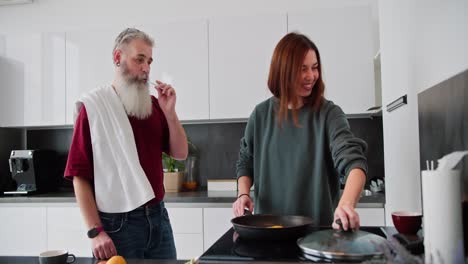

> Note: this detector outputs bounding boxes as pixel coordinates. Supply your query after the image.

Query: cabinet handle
[386,95,407,112]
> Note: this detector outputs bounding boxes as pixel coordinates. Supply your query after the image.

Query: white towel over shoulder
[74,85,155,213]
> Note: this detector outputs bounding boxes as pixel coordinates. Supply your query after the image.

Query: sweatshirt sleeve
[326,104,368,182]
[236,109,256,180]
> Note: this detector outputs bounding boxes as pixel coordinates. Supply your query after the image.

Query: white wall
[379,0,468,225]
[413,0,468,93]
[379,0,421,226]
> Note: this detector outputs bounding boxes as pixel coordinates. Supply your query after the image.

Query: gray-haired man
[64,28,188,260]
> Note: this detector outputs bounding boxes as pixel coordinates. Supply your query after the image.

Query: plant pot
[163,172,184,192]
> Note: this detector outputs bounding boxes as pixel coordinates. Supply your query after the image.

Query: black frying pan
[231,212,314,241]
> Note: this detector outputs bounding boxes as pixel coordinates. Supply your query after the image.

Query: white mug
[39,249,75,264]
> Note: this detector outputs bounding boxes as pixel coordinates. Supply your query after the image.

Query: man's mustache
[127,75,148,84]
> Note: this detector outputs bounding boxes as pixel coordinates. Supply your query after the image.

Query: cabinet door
[0,207,47,255]
[203,207,233,250]
[47,206,92,257]
[65,28,121,124]
[166,207,203,259]
[0,33,66,126]
[356,208,385,226]
[0,46,24,127]
[173,233,204,260]
[139,20,209,120]
[209,15,287,119]
[289,6,375,114]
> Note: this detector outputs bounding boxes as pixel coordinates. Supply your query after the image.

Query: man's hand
[155,80,176,118]
[92,231,118,260]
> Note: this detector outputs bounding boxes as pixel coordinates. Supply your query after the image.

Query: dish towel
[74,85,155,213]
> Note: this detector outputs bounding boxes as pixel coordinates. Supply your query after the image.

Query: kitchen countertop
[0,256,188,264]
[0,190,385,208]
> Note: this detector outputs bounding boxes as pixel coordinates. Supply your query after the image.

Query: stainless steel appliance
[4,150,58,195]
[0,172,16,195]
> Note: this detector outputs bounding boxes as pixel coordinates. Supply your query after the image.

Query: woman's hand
[232,194,254,217]
[332,202,360,231]
[333,168,365,231]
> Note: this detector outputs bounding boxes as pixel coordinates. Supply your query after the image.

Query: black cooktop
[199,227,389,263]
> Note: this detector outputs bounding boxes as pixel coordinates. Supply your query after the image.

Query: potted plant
[162,152,185,192]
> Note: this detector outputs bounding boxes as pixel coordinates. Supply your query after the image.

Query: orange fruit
[107,255,126,264]
[97,261,107,264]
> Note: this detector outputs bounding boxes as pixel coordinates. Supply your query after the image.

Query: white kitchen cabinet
[173,234,204,260]
[65,21,209,124]
[0,33,66,126]
[166,207,204,259]
[356,208,385,226]
[47,206,92,257]
[65,28,121,124]
[0,51,23,127]
[0,35,5,54]
[203,207,233,250]
[0,202,385,258]
[139,20,210,121]
[0,207,47,255]
[288,6,376,114]
[209,15,287,119]
[0,204,205,259]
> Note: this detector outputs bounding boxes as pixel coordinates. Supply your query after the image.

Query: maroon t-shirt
[64,96,170,204]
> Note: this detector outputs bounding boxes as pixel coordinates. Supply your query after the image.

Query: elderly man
[64,28,188,260]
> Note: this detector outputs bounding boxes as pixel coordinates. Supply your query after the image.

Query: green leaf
[162,152,185,172]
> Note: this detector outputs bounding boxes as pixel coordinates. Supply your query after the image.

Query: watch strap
[87,225,104,238]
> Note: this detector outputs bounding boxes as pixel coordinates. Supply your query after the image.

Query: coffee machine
[5,150,59,195]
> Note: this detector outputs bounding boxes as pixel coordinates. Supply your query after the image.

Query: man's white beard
[114,72,152,120]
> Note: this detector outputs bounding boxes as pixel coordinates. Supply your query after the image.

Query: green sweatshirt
[236,97,368,226]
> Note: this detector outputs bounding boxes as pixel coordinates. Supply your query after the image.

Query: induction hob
[199,226,389,263]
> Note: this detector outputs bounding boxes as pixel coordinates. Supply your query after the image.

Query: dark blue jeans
[98,201,177,259]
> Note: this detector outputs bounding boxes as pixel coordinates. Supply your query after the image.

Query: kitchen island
[0,190,386,260]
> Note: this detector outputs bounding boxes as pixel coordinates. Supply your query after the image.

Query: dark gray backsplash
[185,117,384,187]
[348,117,385,183]
[0,116,384,189]
[183,122,246,187]
[418,68,467,197]
[26,128,74,190]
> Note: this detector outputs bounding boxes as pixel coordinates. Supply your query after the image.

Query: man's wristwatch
[87,225,104,238]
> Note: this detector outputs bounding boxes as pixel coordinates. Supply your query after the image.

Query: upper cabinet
[0,33,66,126]
[65,20,209,124]
[65,28,121,125]
[209,15,287,119]
[139,20,209,120]
[288,6,376,114]
[0,7,378,127]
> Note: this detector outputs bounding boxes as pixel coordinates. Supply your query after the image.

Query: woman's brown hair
[267,32,325,127]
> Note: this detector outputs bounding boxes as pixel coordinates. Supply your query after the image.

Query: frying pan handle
[243,209,252,216]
